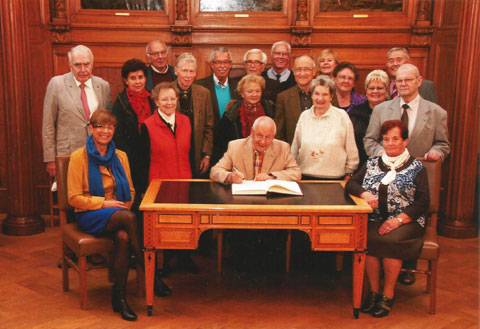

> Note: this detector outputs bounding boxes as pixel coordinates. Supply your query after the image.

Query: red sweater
[144,112,192,181]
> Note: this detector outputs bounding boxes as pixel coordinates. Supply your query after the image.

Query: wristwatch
[396,217,404,225]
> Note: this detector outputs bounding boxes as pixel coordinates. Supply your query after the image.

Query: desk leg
[352,252,366,319]
[217,230,223,273]
[145,250,155,316]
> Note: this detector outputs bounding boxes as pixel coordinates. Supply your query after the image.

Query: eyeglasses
[148,51,167,57]
[253,133,273,142]
[337,75,355,82]
[367,86,386,91]
[92,124,115,131]
[245,60,264,66]
[212,60,232,66]
[295,67,313,73]
[396,78,417,85]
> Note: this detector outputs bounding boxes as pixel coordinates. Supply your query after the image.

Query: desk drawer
[317,216,353,225]
[312,229,355,250]
[153,228,196,249]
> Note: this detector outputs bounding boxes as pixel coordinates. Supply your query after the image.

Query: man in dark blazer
[261,41,296,104]
[364,63,450,161]
[145,40,177,92]
[173,52,214,178]
[42,45,112,177]
[386,47,438,103]
[274,55,316,144]
[195,47,239,126]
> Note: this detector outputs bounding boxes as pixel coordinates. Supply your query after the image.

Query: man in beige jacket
[210,116,301,184]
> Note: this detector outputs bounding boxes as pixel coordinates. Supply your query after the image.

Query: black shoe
[129,254,137,270]
[154,278,172,297]
[155,266,171,278]
[361,291,379,314]
[398,272,416,285]
[112,297,137,321]
[371,295,394,318]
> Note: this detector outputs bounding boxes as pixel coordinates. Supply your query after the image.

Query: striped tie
[391,83,398,99]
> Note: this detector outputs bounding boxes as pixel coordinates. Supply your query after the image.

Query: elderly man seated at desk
[210,116,301,271]
[210,116,301,183]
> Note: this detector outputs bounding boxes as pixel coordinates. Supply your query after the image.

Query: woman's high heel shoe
[371,295,394,318]
[112,287,137,321]
[361,291,379,314]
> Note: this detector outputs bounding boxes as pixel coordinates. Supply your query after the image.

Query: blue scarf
[86,135,131,202]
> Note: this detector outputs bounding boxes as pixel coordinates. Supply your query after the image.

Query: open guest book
[232,180,303,196]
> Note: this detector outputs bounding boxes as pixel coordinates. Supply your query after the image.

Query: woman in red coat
[140,82,192,182]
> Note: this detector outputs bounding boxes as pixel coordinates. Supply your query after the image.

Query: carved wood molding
[50,24,71,44]
[296,0,308,22]
[176,0,188,20]
[291,26,312,48]
[411,26,434,47]
[416,0,432,23]
[171,25,192,47]
[53,0,67,19]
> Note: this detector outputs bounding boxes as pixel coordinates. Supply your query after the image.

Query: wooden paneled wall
[0,0,478,236]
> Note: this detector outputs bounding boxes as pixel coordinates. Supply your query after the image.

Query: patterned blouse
[346,156,429,228]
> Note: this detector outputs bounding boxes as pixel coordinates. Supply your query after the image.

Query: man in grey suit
[274,55,316,144]
[42,45,112,177]
[386,47,438,103]
[364,63,450,286]
[195,47,239,126]
[364,63,450,161]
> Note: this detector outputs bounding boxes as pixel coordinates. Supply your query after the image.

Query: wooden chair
[400,158,442,314]
[56,155,143,310]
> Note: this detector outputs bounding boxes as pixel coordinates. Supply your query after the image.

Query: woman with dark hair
[212,74,275,165]
[345,120,429,318]
[332,61,366,113]
[68,110,170,321]
[113,58,155,205]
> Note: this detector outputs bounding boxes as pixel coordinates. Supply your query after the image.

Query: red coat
[144,111,192,181]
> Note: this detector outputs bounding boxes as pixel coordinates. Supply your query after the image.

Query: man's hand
[360,191,378,210]
[46,161,56,177]
[102,200,127,209]
[199,156,210,174]
[228,170,245,184]
[424,151,441,161]
[254,173,275,181]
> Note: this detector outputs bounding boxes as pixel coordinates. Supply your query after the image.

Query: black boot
[371,295,394,318]
[361,291,379,314]
[112,285,137,321]
[154,276,172,297]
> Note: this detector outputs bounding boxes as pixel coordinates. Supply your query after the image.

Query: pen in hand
[231,166,245,184]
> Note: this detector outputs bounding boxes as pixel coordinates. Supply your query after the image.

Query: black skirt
[367,221,424,260]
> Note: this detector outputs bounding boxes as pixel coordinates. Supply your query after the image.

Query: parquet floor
[0,221,478,329]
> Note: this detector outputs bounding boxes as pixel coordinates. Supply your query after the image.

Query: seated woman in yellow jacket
[67,109,170,321]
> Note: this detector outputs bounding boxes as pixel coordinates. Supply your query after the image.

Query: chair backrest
[418,158,442,225]
[55,155,72,214]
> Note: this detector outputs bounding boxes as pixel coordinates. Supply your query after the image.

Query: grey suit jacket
[363,96,450,161]
[210,136,302,184]
[419,79,438,104]
[42,72,113,162]
[173,82,214,174]
[274,85,305,144]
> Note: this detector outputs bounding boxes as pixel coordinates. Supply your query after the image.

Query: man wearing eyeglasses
[364,63,450,162]
[145,40,177,92]
[274,55,316,144]
[210,116,301,184]
[386,47,438,103]
[42,45,112,177]
[262,41,296,103]
[195,47,239,126]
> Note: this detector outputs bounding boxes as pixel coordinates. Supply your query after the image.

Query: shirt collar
[400,93,420,112]
[151,65,169,74]
[158,108,175,127]
[267,68,291,81]
[213,74,228,88]
[309,104,333,118]
[74,76,93,88]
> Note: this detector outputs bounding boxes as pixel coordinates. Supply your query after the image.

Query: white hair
[68,45,94,64]
[252,116,277,135]
[271,41,291,55]
[176,52,197,69]
[243,49,267,64]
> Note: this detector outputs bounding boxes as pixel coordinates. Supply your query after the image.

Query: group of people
[42,40,450,320]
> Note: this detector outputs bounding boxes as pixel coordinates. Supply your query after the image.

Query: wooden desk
[140,179,372,318]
